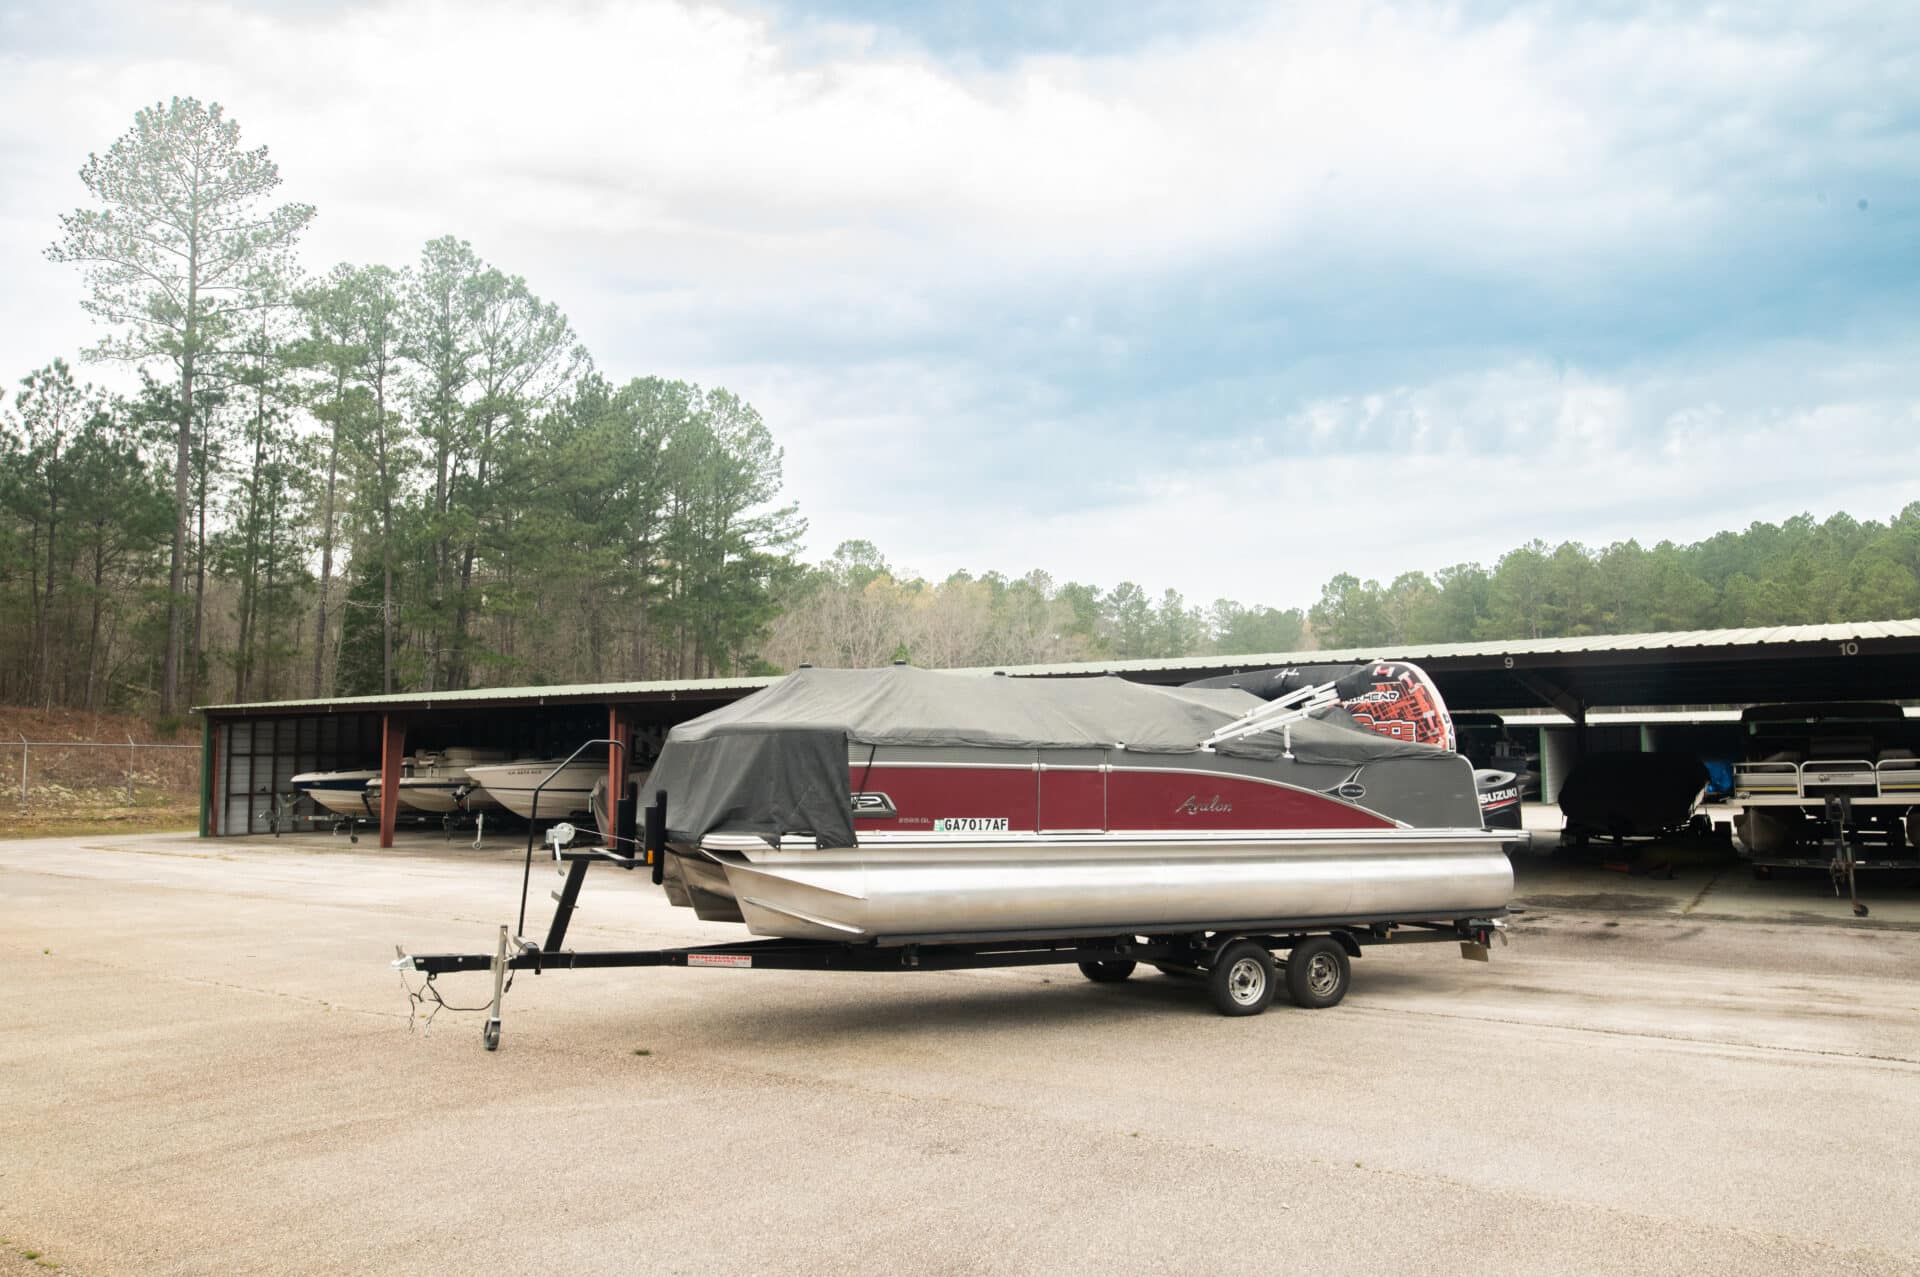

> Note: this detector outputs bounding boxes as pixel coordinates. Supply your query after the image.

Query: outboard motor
[1475,768,1523,829]
[1188,660,1457,753]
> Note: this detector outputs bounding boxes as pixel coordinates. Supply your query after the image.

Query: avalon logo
[1337,781,1368,801]
[1177,794,1233,816]
[850,792,897,819]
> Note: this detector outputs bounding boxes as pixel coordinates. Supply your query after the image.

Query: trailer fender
[1327,929,1363,958]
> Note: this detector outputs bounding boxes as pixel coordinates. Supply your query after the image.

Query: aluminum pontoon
[1731,702,1920,914]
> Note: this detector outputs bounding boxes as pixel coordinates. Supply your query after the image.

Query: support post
[1511,669,1587,772]
[607,704,633,831]
[379,712,406,849]
[205,719,220,836]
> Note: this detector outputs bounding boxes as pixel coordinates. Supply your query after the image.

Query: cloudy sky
[3,0,1917,608]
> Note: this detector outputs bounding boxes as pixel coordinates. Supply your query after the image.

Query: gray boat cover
[651,666,1446,846]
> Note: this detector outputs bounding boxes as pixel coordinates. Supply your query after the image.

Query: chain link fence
[10,737,201,816]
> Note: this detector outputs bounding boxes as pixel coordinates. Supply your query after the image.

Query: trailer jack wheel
[1208,940,1277,1016]
[1285,937,1351,1009]
[482,1018,501,1051]
[1077,959,1136,983]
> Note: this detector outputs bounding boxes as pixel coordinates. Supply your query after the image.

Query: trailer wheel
[1285,937,1351,1009]
[1078,959,1136,983]
[1207,940,1276,1016]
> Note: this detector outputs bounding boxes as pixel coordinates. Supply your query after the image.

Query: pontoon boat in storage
[648,664,1515,942]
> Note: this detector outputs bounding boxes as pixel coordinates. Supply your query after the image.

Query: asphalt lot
[3,830,1918,1275]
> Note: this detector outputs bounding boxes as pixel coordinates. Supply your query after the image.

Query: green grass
[0,803,197,840]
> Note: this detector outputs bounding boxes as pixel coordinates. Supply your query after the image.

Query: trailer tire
[1077,959,1136,983]
[1285,937,1351,1009]
[1208,940,1276,1016]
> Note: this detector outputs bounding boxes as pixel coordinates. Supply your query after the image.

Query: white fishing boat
[290,768,380,819]
[463,757,606,820]
[395,748,514,815]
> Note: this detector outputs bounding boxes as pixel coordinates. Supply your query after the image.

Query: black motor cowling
[1474,768,1524,830]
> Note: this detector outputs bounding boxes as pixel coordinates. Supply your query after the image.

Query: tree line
[760,506,1920,671]
[3,97,1917,716]
[762,540,1307,670]
[1,97,805,714]
[1303,508,1920,650]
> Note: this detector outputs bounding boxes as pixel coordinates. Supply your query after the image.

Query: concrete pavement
[2,831,1916,1275]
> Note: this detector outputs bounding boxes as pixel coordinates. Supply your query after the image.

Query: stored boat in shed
[291,767,380,818]
[464,757,604,820]
[395,748,513,815]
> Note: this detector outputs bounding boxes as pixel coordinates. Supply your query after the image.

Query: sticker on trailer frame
[687,954,753,968]
[933,817,1009,832]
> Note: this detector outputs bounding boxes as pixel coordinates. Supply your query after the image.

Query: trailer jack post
[646,792,667,886]
[484,924,509,1051]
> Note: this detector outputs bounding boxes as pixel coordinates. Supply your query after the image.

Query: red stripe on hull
[853,764,1393,833]
[1106,768,1392,831]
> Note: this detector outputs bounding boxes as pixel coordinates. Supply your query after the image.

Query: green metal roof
[971,618,1920,678]
[198,617,1920,717]
[198,674,777,715]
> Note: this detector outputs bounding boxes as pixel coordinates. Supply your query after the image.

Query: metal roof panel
[198,617,1920,715]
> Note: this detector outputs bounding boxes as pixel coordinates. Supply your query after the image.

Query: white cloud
[746,351,1920,603]
[10,0,1875,365]
[2,0,1916,613]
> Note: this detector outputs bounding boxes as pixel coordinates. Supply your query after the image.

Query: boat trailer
[397,788,1508,1051]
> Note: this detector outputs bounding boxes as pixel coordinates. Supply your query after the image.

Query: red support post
[379,712,406,848]
[608,704,633,825]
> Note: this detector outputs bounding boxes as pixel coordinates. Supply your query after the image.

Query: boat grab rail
[1201,682,1341,749]
[1732,756,1920,800]
[516,738,625,940]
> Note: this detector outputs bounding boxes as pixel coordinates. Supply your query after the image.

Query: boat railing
[1201,681,1341,750]
[517,737,626,940]
[1732,756,1920,802]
